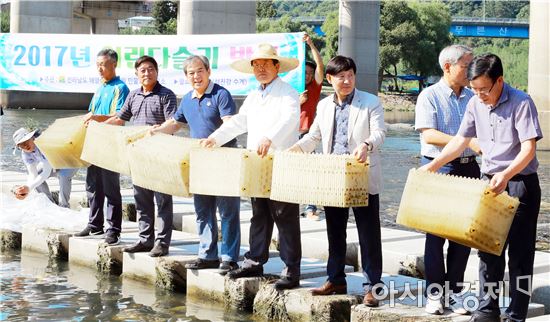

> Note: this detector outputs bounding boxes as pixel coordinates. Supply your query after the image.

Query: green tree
[321,11,338,63]
[257,0,277,18]
[257,14,302,33]
[1,10,9,32]
[406,1,452,88]
[516,4,529,20]
[379,1,421,90]
[152,0,177,34]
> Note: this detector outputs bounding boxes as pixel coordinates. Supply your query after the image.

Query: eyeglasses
[471,81,495,96]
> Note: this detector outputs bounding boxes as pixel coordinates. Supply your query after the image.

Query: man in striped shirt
[75,49,129,246]
[105,55,177,257]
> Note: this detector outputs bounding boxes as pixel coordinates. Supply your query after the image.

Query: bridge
[298,16,529,39]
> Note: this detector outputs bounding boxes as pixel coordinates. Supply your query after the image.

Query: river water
[1,109,548,321]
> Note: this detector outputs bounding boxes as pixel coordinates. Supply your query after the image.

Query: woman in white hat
[201,43,302,290]
[12,127,76,208]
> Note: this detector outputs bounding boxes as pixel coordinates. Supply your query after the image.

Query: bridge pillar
[177,1,255,35]
[528,1,549,150]
[338,0,380,94]
[9,0,72,33]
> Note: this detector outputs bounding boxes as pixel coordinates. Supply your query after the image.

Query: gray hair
[438,45,472,70]
[97,48,118,63]
[182,55,210,74]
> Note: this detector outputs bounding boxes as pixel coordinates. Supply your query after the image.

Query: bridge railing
[452,16,529,26]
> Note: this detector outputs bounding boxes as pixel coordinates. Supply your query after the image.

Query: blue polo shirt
[88,76,129,116]
[173,81,236,142]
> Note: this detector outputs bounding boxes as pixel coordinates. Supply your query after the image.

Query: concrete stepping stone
[21,225,76,259]
[252,272,424,321]
[68,229,198,275]
[0,229,21,252]
[350,299,546,322]
[187,256,354,311]
[121,243,262,291]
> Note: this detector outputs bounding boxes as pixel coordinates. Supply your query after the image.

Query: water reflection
[0,250,254,321]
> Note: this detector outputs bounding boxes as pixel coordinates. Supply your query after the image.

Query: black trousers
[245,198,301,278]
[133,185,173,247]
[421,156,481,296]
[477,173,540,321]
[324,194,383,291]
[86,165,122,233]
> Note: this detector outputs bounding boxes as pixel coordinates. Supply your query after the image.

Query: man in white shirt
[12,128,77,208]
[201,43,301,290]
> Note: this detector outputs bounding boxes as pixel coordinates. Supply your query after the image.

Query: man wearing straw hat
[201,43,302,290]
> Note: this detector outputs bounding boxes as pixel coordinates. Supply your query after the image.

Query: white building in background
[118,15,154,31]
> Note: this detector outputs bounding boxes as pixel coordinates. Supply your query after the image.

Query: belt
[423,155,477,164]
[483,172,537,181]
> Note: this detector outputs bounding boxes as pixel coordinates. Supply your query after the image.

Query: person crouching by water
[12,128,77,208]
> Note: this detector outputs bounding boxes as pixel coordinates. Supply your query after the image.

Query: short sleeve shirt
[300,80,322,131]
[415,79,475,158]
[117,82,177,126]
[458,83,543,175]
[173,81,236,139]
[89,76,129,116]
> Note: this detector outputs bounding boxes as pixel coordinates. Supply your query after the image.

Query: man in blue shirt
[152,55,240,273]
[75,49,129,246]
[415,45,481,315]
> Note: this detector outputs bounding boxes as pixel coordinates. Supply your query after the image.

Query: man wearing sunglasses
[421,54,542,322]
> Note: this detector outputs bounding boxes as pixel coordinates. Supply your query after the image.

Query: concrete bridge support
[9,0,73,33]
[528,1,549,150]
[177,1,255,35]
[338,0,380,95]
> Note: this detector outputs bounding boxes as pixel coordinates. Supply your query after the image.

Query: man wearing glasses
[415,45,481,316]
[421,54,542,322]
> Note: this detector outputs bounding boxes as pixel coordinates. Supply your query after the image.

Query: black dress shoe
[149,243,169,257]
[227,265,263,279]
[218,261,239,275]
[123,242,153,253]
[273,276,300,290]
[185,258,220,269]
[468,313,501,322]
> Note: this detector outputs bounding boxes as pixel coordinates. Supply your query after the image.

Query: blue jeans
[421,156,480,296]
[193,194,241,262]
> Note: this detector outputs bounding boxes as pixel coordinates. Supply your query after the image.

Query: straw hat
[13,128,37,145]
[230,43,299,74]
